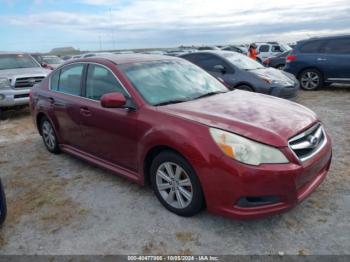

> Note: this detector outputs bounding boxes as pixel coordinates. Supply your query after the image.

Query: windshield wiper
[154,99,190,106]
[192,91,227,100]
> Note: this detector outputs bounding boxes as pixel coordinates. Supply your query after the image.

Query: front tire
[299,69,323,90]
[40,117,60,154]
[150,151,204,217]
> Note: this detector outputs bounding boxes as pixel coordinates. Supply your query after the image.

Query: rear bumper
[200,134,332,220]
[0,88,30,108]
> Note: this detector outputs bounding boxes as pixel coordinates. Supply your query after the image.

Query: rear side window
[85,64,126,100]
[271,45,283,52]
[300,40,324,53]
[57,64,84,96]
[323,38,350,54]
[259,45,269,52]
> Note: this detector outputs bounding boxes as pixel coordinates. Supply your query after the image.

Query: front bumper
[269,83,299,99]
[0,88,30,108]
[201,133,332,220]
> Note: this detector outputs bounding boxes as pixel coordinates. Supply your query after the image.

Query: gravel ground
[0,87,349,255]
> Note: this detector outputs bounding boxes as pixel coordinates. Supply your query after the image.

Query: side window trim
[85,62,132,100]
[49,62,132,102]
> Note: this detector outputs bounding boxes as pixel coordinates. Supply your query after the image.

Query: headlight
[0,78,11,90]
[259,76,273,84]
[209,128,289,165]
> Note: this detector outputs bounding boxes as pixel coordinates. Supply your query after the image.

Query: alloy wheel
[42,120,56,151]
[155,162,193,209]
[300,71,320,90]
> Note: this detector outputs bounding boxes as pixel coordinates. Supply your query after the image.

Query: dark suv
[284,35,350,90]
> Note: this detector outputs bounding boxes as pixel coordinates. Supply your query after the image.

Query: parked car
[263,51,291,70]
[221,45,248,54]
[31,53,53,70]
[82,52,113,58]
[113,50,135,54]
[61,55,72,61]
[197,46,221,51]
[30,54,332,220]
[284,35,350,90]
[72,55,82,60]
[165,49,188,57]
[255,42,292,63]
[0,178,6,226]
[42,55,64,70]
[181,51,299,99]
[0,52,50,110]
[142,50,166,55]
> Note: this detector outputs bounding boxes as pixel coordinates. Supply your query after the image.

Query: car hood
[0,67,50,78]
[249,67,296,86]
[158,90,318,147]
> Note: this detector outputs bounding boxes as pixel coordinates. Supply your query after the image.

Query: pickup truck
[0,52,50,111]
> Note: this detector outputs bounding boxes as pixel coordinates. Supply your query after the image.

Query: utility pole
[110,8,116,50]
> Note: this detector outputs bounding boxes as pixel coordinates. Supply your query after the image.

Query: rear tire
[276,64,285,70]
[299,69,323,90]
[40,117,60,154]
[150,151,204,217]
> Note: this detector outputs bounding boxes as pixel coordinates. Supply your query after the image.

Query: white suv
[255,42,292,63]
[0,52,50,110]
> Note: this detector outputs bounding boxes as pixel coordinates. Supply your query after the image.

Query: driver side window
[85,64,127,100]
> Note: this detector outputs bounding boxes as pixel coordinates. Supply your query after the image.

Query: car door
[298,39,328,75]
[194,54,237,87]
[321,38,350,80]
[78,63,138,171]
[49,63,86,148]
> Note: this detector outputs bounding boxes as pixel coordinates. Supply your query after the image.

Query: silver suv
[255,42,292,63]
[0,52,50,110]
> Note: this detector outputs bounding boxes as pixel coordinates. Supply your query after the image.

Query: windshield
[0,54,39,70]
[43,57,63,64]
[120,60,228,106]
[223,53,265,70]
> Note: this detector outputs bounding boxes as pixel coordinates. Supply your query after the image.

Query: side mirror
[101,92,126,108]
[213,64,226,74]
[41,62,48,67]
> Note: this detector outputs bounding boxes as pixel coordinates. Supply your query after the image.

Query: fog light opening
[236,196,280,207]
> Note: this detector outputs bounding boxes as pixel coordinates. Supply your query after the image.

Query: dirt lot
[0,88,349,255]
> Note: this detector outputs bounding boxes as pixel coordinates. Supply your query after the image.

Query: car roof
[299,34,350,43]
[182,50,240,57]
[72,53,179,65]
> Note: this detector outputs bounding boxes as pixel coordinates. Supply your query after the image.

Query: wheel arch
[36,112,49,136]
[143,145,184,186]
[234,82,256,92]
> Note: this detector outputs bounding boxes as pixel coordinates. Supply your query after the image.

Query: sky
[0,0,350,52]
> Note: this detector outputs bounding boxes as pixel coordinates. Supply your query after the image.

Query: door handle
[317,58,327,61]
[48,97,55,104]
[80,107,91,117]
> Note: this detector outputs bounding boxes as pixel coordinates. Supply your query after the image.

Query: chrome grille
[289,123,326,161]
[15,76,45,89]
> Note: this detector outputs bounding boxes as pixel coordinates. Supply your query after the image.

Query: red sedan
[30,54,332,219]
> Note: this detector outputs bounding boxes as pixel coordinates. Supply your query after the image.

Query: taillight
[286,55,297,62]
